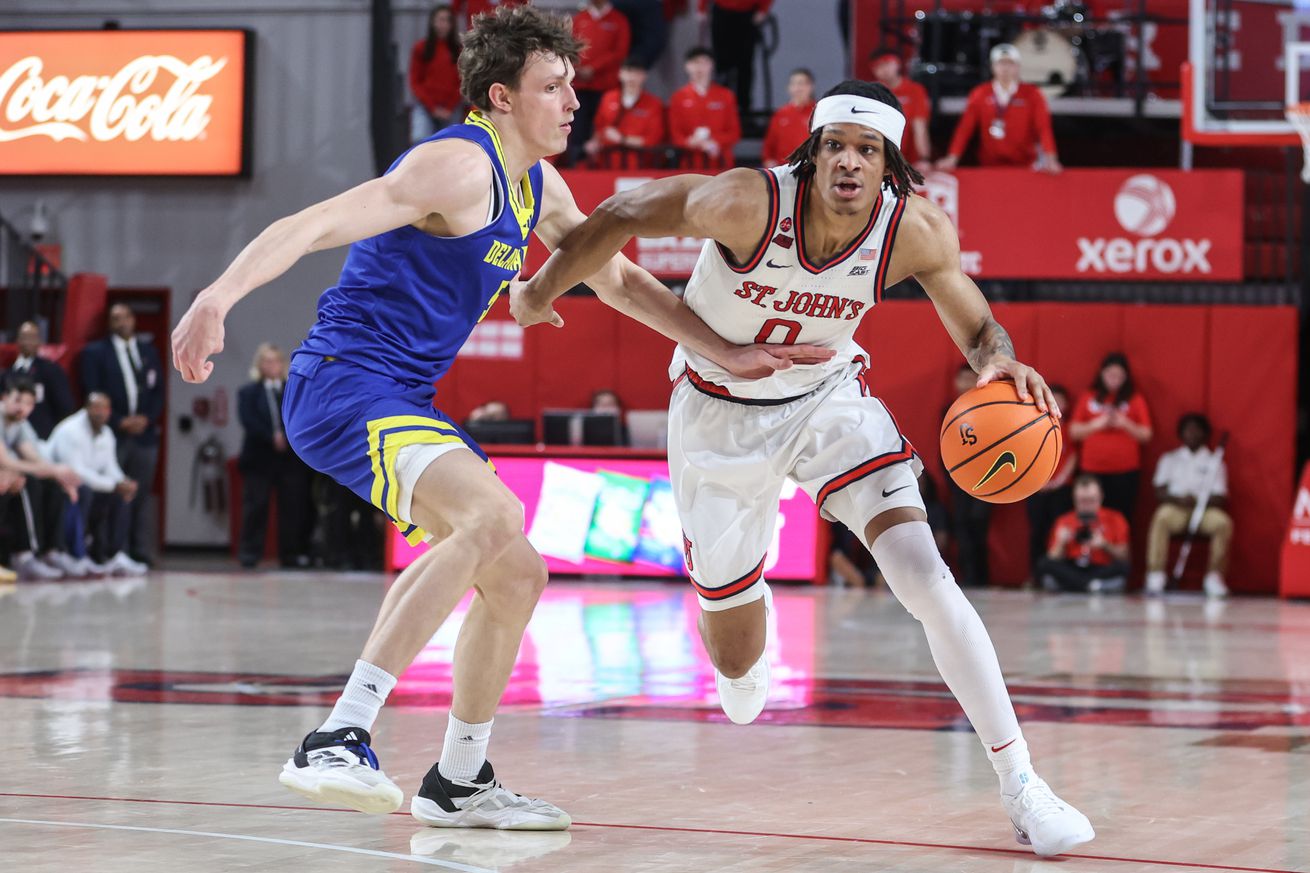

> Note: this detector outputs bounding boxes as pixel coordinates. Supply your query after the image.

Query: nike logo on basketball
[881,484,911,498]
[765,259,787,268]
[990,739,1017,753]
[973,451,1017,490]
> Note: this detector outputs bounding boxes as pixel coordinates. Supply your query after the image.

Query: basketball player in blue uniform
[171,7,830,829]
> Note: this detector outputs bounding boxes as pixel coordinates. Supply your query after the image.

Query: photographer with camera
[1035,474,1130,593]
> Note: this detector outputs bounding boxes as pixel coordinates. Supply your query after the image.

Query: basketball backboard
[1185,0,1310,146]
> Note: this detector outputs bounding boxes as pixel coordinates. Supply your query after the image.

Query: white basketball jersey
[670,165,907,401]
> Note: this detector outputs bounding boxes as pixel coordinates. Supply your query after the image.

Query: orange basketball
[939,381,1063,504]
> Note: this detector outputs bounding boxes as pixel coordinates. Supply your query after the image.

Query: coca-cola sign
[0,30,251,176]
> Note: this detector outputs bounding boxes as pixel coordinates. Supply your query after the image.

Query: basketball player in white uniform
[512,79,1094,856]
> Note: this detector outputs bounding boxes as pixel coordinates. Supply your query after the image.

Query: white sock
[985,734,1035,795]
[438,714,494,782]
[319,660,397,734]
[871,522,1028,783]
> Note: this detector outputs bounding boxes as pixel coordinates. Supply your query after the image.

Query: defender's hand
[172,298,226,383]
[976,357,1059,418]
[508,279,564,329]
[720,343,837,380]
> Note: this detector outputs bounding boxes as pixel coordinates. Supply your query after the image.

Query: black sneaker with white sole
[278,726,404,814]
[410,760,571,830]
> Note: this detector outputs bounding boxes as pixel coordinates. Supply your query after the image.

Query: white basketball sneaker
[714,584,772,725]
[278,727,404,814]
[1144,570,1167,596]
[411,761,571,830]
[1001,772,1095,857]
[716,653,770,725]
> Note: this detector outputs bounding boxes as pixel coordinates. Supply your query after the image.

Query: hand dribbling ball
[939,381,1062,504]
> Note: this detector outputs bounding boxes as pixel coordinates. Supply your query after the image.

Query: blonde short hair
[249,343,287,381]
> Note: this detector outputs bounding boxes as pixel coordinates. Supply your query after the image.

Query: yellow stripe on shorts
[365,415,466,540]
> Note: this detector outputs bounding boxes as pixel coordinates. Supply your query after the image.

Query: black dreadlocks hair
[784,79,923,199]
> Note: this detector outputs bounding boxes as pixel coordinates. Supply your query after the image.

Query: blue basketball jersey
[296,111,544,388]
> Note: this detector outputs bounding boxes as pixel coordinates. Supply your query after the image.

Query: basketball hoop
[1287,103,1310,182]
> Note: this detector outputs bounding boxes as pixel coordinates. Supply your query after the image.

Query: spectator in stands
[1026,384,1076,576]
[591,388,629,445]
[0,377,83,580]
[1145,413,1231,598]
[2,321,75,440]
[1069,352,1152,521]
[0,468,22,583]
[408,5,463,143]
[81,304,164,566]
[761,68,815,168]
[47,393,145,575]
[937,43,1062,174]
[612,0,667,69]
[318,477,384,571]
[869,50,932,171]
[237,344,313,569]
[1036,473,1130,593]
[585,57,666,169]
[945,364,992,587]
[669,47,741,170]
[571,0,632,164]
[698,0,770,117]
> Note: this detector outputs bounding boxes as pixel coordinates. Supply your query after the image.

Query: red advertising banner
[0,30,252,176]
[1280,462,1310,597]
[540,168,1244,282]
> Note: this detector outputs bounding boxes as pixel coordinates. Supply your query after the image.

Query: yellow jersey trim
[465,110,535,241]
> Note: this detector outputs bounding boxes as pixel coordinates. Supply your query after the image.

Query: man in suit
[237,343,312,568]
[80,304,164,564]
[3,321,76,440]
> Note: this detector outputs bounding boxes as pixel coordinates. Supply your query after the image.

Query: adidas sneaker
[410,761,570,830]
[278,727,403,814]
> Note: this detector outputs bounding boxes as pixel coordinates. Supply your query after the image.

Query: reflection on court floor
[4,573,1310,872]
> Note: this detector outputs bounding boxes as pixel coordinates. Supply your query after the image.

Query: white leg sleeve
[870,521,1022,747]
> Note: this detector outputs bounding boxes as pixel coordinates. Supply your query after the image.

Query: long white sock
[319,659,397,734]
[870,522,1032,788]
[438,714,494,782]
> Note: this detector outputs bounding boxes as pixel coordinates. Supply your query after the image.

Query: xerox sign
[1076,174,1216,275]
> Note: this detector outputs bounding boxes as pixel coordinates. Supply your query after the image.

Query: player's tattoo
[967,317,1015,371]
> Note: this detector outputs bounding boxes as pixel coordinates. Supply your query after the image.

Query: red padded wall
[1206,307,1298,592]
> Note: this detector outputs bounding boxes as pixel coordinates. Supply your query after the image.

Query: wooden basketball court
[3,570,1309,872]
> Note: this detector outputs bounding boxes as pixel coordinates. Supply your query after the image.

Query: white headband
[810,95,905,150]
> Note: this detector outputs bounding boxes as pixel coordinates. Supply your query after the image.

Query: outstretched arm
[890,197,1059,416]
[520,163,834,379]
[520,167,765,314]
[171,139,494,383]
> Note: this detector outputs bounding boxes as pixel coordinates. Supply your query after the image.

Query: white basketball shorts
[668,359,925,611]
